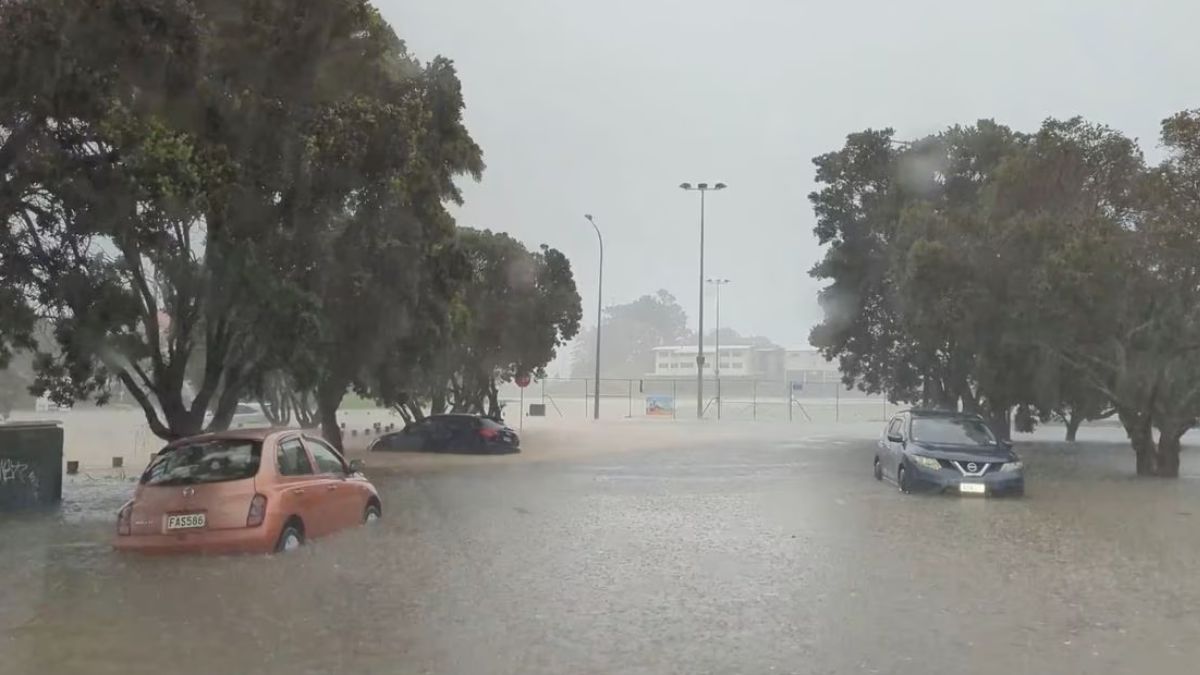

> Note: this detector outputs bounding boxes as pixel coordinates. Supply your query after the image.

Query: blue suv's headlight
[911,455,942,471]
[999,461,1023,473]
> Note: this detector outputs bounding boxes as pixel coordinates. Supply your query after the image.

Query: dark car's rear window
[142,440,263,486]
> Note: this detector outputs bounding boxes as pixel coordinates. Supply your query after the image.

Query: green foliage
[437,229,581,416]
[373,229,581,418]
[0,0,484,443]
[810,113,1200,474]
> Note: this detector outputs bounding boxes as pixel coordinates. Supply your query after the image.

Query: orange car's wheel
[275,520,305,553]
[363,502,381,525]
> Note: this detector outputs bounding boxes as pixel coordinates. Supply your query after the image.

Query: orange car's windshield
[142,441,262,486]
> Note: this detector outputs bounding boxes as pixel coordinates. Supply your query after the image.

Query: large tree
[1039,112,1200,476]
[806,117,1161,451]
[570,290,692,379]
[395,229,581,418]
[809,122,1040,436]
[0,0,480,443]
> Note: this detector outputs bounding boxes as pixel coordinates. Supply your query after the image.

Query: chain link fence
[496,377,894,423]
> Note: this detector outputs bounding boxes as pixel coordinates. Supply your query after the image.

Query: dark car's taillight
[117,502,133,536]
[246,494,268,527]
[479,427,499,440]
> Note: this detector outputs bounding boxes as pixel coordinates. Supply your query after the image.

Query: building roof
[653,345,752,352]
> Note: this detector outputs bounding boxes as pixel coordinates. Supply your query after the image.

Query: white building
[784,348,841,384]
[651,345,755,377]
[649,345,789,379]
[648,345,841,383]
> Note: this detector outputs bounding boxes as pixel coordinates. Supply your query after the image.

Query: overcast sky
[380,0,1200,356]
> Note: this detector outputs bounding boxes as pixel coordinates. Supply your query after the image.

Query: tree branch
[114,369,171,439]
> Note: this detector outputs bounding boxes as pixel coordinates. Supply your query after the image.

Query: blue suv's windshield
[912,418,997,447]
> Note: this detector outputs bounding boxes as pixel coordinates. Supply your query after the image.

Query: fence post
[628,380,633,418]
[583,378,589,418]
[672,380,677,420]
[787,380,793,422]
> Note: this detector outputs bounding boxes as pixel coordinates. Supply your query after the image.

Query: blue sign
[646,395,675,417]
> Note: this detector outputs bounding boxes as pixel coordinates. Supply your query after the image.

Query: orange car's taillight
[247,494,268,527]
[117,502,133,536]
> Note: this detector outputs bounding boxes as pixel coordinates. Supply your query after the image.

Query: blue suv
[875,410,1025,497]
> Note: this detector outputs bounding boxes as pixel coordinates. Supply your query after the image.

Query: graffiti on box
[0,457,40,501]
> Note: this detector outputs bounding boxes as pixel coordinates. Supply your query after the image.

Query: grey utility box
[0,421,64,510]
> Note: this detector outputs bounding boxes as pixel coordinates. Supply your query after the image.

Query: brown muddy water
[2,425,1199,675]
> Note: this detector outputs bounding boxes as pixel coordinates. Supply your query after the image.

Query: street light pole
[707,278,730,420]
[585,214,603,420]
[679,182,727,419]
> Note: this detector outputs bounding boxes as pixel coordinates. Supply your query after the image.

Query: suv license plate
[959,483,986,495]
[166,513,206,530]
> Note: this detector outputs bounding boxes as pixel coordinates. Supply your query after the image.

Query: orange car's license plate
[166,513,206,530]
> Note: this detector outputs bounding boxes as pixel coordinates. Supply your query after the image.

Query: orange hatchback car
[115,428,381,554]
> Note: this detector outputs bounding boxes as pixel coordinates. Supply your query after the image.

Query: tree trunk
[1065,413,1082,442]
[258,387,291,426]
[1119,407,1156,476]
[287,390,319,428]
[393,404,414,424]
[430,391,446,415]
[984,404,1011,442]
[486,383,501,419]
[1155,429,1184,478]
[405,401,424,422]
[317,382,346,452]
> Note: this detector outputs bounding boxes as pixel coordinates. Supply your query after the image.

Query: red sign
[515,374,531,388]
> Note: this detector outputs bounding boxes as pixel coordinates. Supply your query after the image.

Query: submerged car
[115,428,381,554]
[369,414,520,454]
[874,410,1024,497]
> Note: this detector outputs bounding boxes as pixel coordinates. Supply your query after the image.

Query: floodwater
[2,423,1199,674]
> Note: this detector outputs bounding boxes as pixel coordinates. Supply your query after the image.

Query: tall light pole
[679,182,727,419]
[585,214,603,420]
[707,278,731,420]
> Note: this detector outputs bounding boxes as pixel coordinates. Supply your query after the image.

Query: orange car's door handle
[326,485,338,491]
[294,489,305,495]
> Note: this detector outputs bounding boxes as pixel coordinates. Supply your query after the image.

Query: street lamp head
[584,213,594,222]
[697,182,709,190]
[679,182,692,190]
[714,182,727,190]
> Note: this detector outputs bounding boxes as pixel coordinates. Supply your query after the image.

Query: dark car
[874,410,1024,497]
[369,414,520,454]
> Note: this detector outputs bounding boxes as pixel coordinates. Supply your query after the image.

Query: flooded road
[3,427,1199,674]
